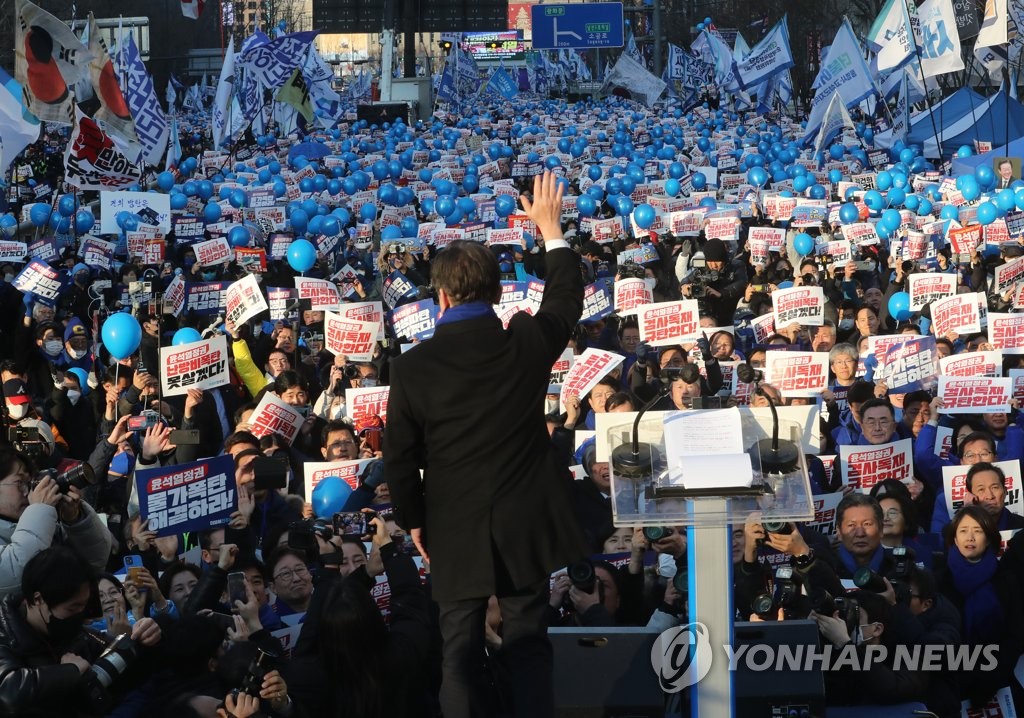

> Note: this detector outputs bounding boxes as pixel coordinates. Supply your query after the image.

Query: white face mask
[7,404,27,420]
[67,390,82,406]
[3,274,13,283]
[838,318,855,332]
[361,378,377,388]
[43,339,63,356]
[69,348,87,360]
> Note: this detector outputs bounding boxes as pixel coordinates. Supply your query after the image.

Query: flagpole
[904,1,943,159]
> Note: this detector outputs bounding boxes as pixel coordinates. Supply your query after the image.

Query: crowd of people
[0,84,1022,717]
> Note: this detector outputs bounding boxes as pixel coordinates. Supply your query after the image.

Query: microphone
[737,362,799,474]
[201,313,225,338]
[610,383,670,481]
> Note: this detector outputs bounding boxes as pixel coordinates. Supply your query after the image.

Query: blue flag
[239,30,319,89]
[118,34,169,166]
[486,67,518,99]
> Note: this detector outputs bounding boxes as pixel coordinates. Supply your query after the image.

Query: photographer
[0,448,111,598]
[0,546,161,717]
[548,559,623,627]
[679,238,748,327]
[288,512,431,718]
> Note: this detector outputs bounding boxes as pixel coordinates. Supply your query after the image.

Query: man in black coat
[385,171,586,718]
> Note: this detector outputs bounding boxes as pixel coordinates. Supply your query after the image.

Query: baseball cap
[3,379,29,405]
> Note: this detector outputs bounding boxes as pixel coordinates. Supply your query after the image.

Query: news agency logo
[650,622,712,692]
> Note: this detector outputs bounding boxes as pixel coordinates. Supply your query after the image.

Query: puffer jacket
[0,503,113,599]
[0,593,102,717]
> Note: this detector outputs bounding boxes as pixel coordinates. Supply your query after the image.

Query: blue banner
[239,30,319,89]
[135,454,237,537]
[118,34,168,166]
[388,299,438,341]
[185,281,229,315]
[486,67,519,99]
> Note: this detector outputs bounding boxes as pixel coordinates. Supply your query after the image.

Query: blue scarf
[838,543,884,577]
[949,547,1002,644]
[435,301,494,327]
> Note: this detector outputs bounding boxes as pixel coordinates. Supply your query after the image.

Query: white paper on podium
[663,408,754,489]
[663,407,744,456]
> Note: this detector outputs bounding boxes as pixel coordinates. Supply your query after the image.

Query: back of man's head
[431,240,501,306]
[22,546,93,605]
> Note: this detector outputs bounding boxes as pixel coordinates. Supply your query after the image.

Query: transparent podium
[605,406,815,717]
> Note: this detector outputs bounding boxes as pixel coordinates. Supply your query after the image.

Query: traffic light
[440,40,453,51]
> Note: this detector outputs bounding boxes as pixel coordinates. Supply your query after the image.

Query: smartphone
[395,533,419,557]
[168,429,201,445]
[252,455,289,491]
[227,571,247,610]
[123,555,145,591]
[127,411,160,432]
[332,512,370,536]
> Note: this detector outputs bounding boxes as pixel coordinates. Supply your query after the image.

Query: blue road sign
[530,3,624,50]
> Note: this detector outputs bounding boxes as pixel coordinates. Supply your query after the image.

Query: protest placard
[839,439,913,491]
[346,386,391,425]
[843,222,880,246]
[772,286,825,328]
[996,256,1024,294]
[617,244,660,265]
[614,278,653,315]
[907,273,957,311]
[388,299,437,341]
[382,270,419,309]
[959,686,1018,718]
[638,300,701,347]
[294,276,341,311]
[267,287,297,321]
[940,351,1004,377]
[235,247,268,272]
[13,260,62,304]
[550,348,574,389]
[668,211,702,236]
[172,215,206,242]
[876,336,939,392]
[931,293,982,336]
[193,237,233,266]
[486,227,524,246]
[989,313,1024,354]
[942,460,1022,519]
[303,458,375,498]
[185,281,228,315]
[748,226,787,254]
[581,280,614,322]
[160,336,229,397]
[135,454,236,537]
[324,310,378,361]
[225,274,268,326]
[560,348,625,411]
[1012,369,1024,404]
[938,376,1013,414]
[249,393,305,444]
[100,190,172,234]
[949,225,982,255]
[764,351,829,397]
[804,492,844,542]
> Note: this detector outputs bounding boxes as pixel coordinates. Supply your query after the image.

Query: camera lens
[643,526,669,541]
[672,571,688,594]
[761,520,793,535]
[567,560,596,593]
[751,593,775,616]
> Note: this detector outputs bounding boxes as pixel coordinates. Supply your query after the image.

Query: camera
[888,546,913,603]
[127,411,161,432]
[50,461,95,495]
[833,596,861,636]
[236,648,277,698]
[852,566,888,593]
[643,526,674,541]
[901,260,916,273]
[761,520,793,535]
[343,364,360,380]
[801,273,817,286]
[287,518,334,558]
[616,261,646,281]
[689,268,720,299]
[567,559,597,593]
[750,565,808,620]
[82,633,139,713]
[7,425,45,456]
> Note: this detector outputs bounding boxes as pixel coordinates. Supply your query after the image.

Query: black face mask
[41,603,84,643]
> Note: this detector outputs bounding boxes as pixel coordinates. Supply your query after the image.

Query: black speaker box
[356,102,411,125]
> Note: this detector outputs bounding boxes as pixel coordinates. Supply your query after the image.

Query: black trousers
[437,573,553,718]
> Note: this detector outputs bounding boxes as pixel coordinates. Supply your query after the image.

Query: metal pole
[653,0,663,77]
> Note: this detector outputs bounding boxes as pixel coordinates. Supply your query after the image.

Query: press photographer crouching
[0,546,161,717]
[0,449,111,598]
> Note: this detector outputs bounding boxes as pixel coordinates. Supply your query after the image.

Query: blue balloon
[101,312,142,360]
[665,178,681,197]
[172,328,202,346]
[888,291,911,321]
[400,217,418,238]
[157,172,175,192]
[57,195,76,217]
[839,203,859,224]
[320,216,340,237]
[228,225,251,248]
[576,194,597,217]
[359,203,377,223]
[229,189,247,209]
[311,476,353,518]
[170,193,187,210]
[289,208,309,234]
[692,172,707,190]
[381,225,403,241]
[287,238,317,272]
[29,203,50,227]
[863,190,885,212]
[614,196,634,216]
[977,201,998,225]
[494,194,517,218]
[633,203,656,229]
[793,232,814,256]
[203,202,222,224]
[73,209,95,234]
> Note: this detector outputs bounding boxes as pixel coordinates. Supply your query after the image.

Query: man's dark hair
[21,546,94,605]
[266,546,308,577]
[857,305,879,319]
[858,397,894,420]
[224,430,260,453]
[902,390,932,411]
[104,365,133,386]
[274,370,309,396]
[836,492,884,529]
[233,402,258,427]
[957,431,996,458]
[340,535,368,556]
[908,566,936,603]
[197,528,224,551]
[322,420,357,449]
[431,240,501,306]
[965,461,1006,493]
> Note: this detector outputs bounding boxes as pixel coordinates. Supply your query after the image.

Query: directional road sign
[530,2,624,50]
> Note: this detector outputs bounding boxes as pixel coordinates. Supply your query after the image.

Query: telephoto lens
[761,520,793,535]
[82,634,139,712]
[853,566,889,593]
[567,559,597,593]
[643,526,674,541]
